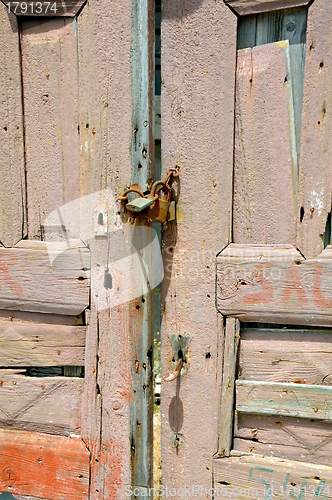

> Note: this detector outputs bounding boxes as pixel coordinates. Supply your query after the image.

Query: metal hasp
[118,166,179,222]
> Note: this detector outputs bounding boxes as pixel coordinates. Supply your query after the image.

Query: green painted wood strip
[236,380,332,420]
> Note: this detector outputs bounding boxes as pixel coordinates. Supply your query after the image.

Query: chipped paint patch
[310,188,324,216]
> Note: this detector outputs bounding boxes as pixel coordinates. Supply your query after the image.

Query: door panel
[161,0,332,496]
[0,0,155,496]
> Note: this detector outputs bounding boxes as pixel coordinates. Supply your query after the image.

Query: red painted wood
[0,429,89,500]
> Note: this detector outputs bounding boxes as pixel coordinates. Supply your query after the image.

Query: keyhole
[98,212,103,226]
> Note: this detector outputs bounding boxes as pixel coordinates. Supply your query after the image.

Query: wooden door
[0,0,155,498]
[161,0,332,497]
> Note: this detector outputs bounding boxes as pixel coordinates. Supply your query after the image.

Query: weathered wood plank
[0,3,26,247]
[214,454,332,499]
[235,413,332,467]
[0,371,83,435]
[0,320,85,367]
[0,429,89,500]
[226,0,309,16]
[297,0,332,259]
[237,7,307,161]
[236,380,332,420]
[161,0,237,493]
[77,0,153,494]
[4,0,86,16]
[0,310,79,326]
[0,244,89,315]
[239,328,332,385]
[219,318,240,457]
[233,42,297,245]
[21,18,80,241]
[217,244,332,326]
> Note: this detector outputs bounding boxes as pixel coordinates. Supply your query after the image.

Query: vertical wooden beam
[20,18,80,240]
[297,0,332,258]
[78,0,154,496]
[218,318,240,457]
[161,0,237,492]
[0,3,26,247]
[130,0,155,492]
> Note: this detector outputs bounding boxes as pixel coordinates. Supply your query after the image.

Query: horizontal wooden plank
[3,0,86,16]
[235,413,332,467]
[0,310,81,326]
[236,380,332,420]
[239,328,332,385]
[225,0,309,16]
[0,243,89,315]
[0,371,83,435]
[214,454,332,499]
[0,429,89,500]
[0,320,86,367]
[217,244,332,326]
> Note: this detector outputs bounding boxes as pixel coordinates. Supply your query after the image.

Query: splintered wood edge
[224,0,310,16]
[218,318,240,457]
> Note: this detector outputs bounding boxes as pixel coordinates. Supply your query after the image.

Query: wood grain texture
[77,0,155,495]
[235,413,332,467]
[21,18,80,241]
[0,429,89,500]
[214,454,332,498]
[226,0,310,16]
[161,0,237,493]
[239,328,332,385]
[236,380,332,420]
[0,3,26,247]
[237,7,307,162]
[219,318,240,457]
[0,244,89,315]
[233,42,297,245]
[297,0,332,259]
[0,320,85,367]
[217,244,332,326]
[4,0,86,16]
[0,370,83,435]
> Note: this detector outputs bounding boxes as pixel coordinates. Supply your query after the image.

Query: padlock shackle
[118,187,145,201]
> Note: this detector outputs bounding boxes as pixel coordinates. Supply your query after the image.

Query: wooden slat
[0,244,89,315]
[236,380,332,420]
[0,3,26,247]
[239,328,332,385]
[235,413,332,467]
[0,371,83,436]
[226,0,310,16]
[0,320,85,367]
[161,0,237,493]
[219,318,240,457]
[213,454,332,499]
[4,0,86,16]
[217,244,332,326]
[0,429,89,500]
[21,18,80,241]
[233,42,297,245]
[297,0,332,259]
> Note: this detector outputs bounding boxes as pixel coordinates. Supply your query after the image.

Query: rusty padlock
[146,183,171,223]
